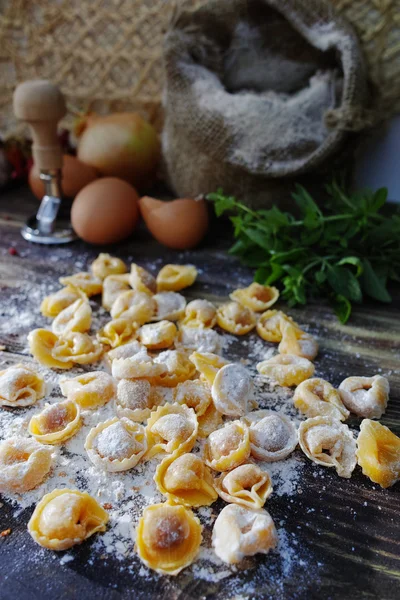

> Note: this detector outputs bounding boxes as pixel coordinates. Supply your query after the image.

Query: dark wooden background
[0,187,399,600]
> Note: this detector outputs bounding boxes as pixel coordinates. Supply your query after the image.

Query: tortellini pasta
[152,350,196,387]
[243,410,298,462]
[176,325,223,354]
[136,502,202,575]
[28,329,74,370]
[138,320,177,350]
[29,329,103,369]
[356,419,400,488]
[156,264,197,292]
[91,253,127,280]
[299,416,357,478]
[216,301,256,335]
[214,463,273,509]
[293,378,349,421]
[110,290,155,323]
[0,364,45,408]
[257,354,315,387]
[28,399,81,444]
[151,292,186,321]
[211,363,254,417]
[278,322,318,361]
[155,453,217,507]
[197,402,224,438]
[189,351,229,386]
[52,297,91,336]
[182,299,217,328]
[116,379,161,422]
[112,348,167,380]
[339,375,389,419]
[212,504,277,564]
[97,317,138,348]
[102,273,131,311]
[59,272,102,297]
[204,421,250,471]
[0,437,53,493]
[230,282,279,312]
[174,379,212,417]
[28,488,109,550]
[256,309,295,342]
[130,264,157,295]
[85,417,147,472]
[145,403,198,460]
[40,285,84,318]
[60,371,116,409]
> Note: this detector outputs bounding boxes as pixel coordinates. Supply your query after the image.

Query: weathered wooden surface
[0,186,399,600]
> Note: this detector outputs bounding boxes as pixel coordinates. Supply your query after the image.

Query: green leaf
[315,270,326,284]
[327,265,363,303]
[370,188,388,212]
[361,259,392,302]
[207,191,236,217]
[266,263,285,285]
[337,256,363,277]
[293,184,322,229]
[254,267,271,284]
[332,294,352,323]
[243,228,271,251]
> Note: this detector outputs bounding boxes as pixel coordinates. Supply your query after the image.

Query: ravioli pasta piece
[299,416,357,478]
[29,399,81,444]
[204,421,250,471]
[91,253,127,280]
[212,363,254,417]
[52,298,91,336]
[28,489,108,550]
[212,504,277,565]
[136,502,202,575]
[189,351,229,386]
[0,437,53,493]
[52,332,104,366]
[174,379,212,417]
[339,375,389,419]
[97,318,138,348]
[102,274,131,311]
[0,364,45,408]
[214,463,273,509]
[217,301,256,335]
[60,371,116,409]
[139,320,177,350]
[230,282,279,312]
[145,403,198,459]
[278,322,318,360]
[243,410,298,462]
[59,272,102,297]
[197,402,224,438]
[28,329,74,370]
[130,264,157,295]
[176,325,223,354]
[155,453,217,507]
[111,290,155,323]
[85,417,147,472]
[256,309,296,342]
[151,292,186,321]
[116,379,161,422]
[152,350,196,387]
[293,378,349,421]
[40,285,85,318]
[156,264,197,292]
[112,349,167,380]
[257,354,315,387]
[182,299,217,328]
[356,419,400,488]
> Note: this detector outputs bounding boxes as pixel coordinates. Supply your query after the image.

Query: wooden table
[0,186,399,600]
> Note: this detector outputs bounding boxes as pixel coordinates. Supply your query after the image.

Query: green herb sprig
[207,183,400,323]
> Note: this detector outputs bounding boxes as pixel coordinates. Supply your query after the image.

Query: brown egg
[71,178,139,245]
[29,154,98,200]
[139,196,209,249]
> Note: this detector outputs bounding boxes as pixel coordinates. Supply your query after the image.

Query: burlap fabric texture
[162,0,372,208]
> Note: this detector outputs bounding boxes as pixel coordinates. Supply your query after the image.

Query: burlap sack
[162,0,371,207]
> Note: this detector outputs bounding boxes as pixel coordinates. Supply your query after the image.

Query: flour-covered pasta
[217,301,256,335]
[115,379,161,422]
[40,285,85,318]
[230,282,279,312]
[256,310,295,342]
[0,437,53,493]
[243,410,298,462]
[138,320,177,350]
[204,421,250,471]
[278,322,318,360]
[91,253,127,280]
[52,297,91,336]
[145,403,198,459]
[130,264,157,295]
[176,325,223,354]
[257,354,315,387]
[97,317,138,348]
[110,290,155,323]
[29,399,81,444]
[60,371,116,409]
[182,299,217,328]
[211,363,254,416]
[356,419,400,488]
[339,375,389,419]
[102,273,131,311]
[151,292,186,321]
[214,463,273,509]
[156,264,197,292]
[59,272,102,296]
[294,378,349,421]
[0,364,45,408]
[189,351,229,386]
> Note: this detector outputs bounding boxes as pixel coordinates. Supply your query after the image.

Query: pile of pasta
[0,254,399,577]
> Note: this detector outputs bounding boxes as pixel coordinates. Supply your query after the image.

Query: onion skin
[139,196,209,249]
[29,154,98,200]
[76,113,160,189]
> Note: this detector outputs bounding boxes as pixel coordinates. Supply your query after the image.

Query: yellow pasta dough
[52,332,104,366]
[293,378,349,421]
[204,421,250,471]
[182,299,217,328]
[115,379,161,422]
[243,410,298,462]
[0,437,53,493]
[197,402,224,438]
[40,285,85,318]
[151,350,196,387]
[91,253,127,280]
[217,301,256,335]
[85,417,147,472]
[97,317,138,348]
[356,419,400,488]
[28,488,109,550]
[151,292,186,321]
[136,502,202,575]
[145,403,198,460]
[256,309,296,342]
[129,264,157,295]
[176,325,223,355]
[59,272,102,296]
[28,329,74,370]
[60,371,116,409]
[189,351,229,386]
[230,282,279,312]
[112,348,167,380]
[156,264,197,292]
[278,322,318,360]
[29,399,81,444]
[52,298,91,336]
[102,273,131,311]
[154,453,217,507]
[211,363,254,416]
[257,354,315,387]
[110,290,155,323]
[138,320,177,350]
[339,375,389,419]
[214,463,273,509]
[0,363,46,408]
[174,379,212,417]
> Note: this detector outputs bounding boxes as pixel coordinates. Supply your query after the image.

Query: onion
[76,113,160,189]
